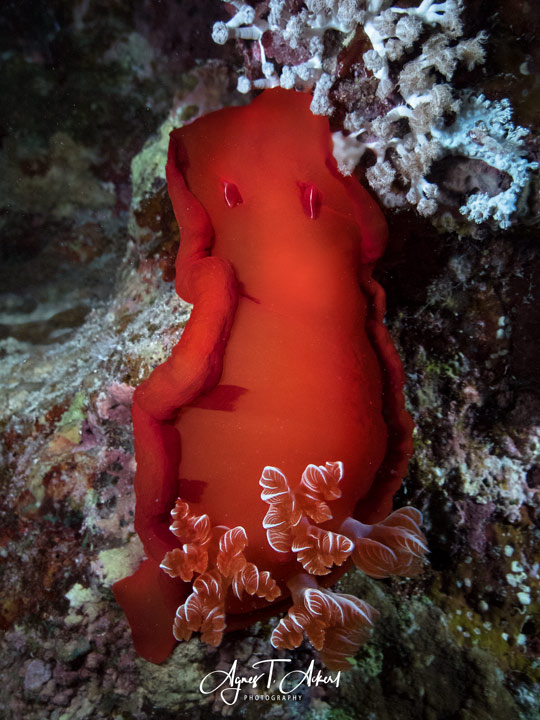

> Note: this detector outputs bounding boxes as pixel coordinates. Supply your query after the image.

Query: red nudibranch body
[113,88,427,670]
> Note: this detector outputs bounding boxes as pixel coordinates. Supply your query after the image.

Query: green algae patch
[54,391,87,445]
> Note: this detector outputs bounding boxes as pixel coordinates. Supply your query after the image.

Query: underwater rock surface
[0,1,539,719]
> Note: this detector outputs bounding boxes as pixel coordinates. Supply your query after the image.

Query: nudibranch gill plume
[113,88,427,670]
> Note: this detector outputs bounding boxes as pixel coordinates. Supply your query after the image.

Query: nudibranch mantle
[113,88,427,670]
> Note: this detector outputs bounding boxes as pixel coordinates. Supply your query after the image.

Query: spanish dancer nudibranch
[113,88,427,670]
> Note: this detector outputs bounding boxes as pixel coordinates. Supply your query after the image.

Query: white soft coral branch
[212,0,363,95]
[431,93,539,228]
